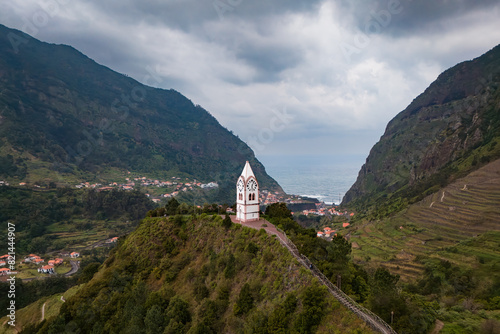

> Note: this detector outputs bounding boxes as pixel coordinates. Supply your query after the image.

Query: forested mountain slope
[343,44,500,217]
[0,24,282,203]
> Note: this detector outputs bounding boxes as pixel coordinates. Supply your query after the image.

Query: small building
[33,258,44,264]
[38,265,55,274]
[0,260,6,267]
[317,231,324,237]
[106,237,119,243]
[0,268,10,276]
[24,254,41,263]
[70,252,80,258]
[48,258,64,266]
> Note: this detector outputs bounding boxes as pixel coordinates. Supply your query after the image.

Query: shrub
[234,283,254,316]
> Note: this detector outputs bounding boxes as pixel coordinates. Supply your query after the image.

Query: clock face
[246,179,257,191]
[237,179,244,192]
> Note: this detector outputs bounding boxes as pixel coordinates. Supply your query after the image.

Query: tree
[293,285,327,334]
[265,202,292,219]
[224,253,236,279]
[267,306,287,333]
[165,296,191,325]
[327,234,352,265]
[234,283,254,315]
[222,214,232,229]
[369,267,406,324]
[166,197,180,215]
[144,305,165,334]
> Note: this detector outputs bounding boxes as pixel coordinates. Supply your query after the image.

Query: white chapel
[236,161,260,222]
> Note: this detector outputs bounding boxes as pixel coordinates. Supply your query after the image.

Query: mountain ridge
[342,44,500,216]
[0,24,282,203]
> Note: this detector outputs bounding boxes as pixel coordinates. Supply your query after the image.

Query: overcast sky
[2,0,500,159]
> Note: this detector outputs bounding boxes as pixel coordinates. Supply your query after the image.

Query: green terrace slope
[0,24,282,202]
[343,44,500,217]
[34,215,373,334]
[349,157,500,283]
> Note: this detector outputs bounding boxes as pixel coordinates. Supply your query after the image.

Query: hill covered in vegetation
[29,215,372,334]
[0,186,154,254]
[0,24,282,203]
[343,44,500,218]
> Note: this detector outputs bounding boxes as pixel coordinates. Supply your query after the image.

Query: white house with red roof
[70,252,80,258]
[24,254,41,263]
[0,268,10,276]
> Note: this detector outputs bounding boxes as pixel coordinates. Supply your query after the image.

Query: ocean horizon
[258,154,366,205]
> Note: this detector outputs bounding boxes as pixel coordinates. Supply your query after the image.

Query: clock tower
[236,161,260,222]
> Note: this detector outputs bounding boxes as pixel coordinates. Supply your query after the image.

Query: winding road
[64,260,80,276]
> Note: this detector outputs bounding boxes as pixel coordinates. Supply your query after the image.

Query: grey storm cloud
[1,0,499,156]
[80,0,323,31]
[342,0,500,37]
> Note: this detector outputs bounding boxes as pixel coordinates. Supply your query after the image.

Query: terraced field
[350,158,500,282]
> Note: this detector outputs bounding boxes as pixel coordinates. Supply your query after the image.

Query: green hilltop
[24,215,373,334]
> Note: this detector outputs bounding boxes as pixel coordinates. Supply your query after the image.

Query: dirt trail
[430,319,444,334]
[41,302,46,321]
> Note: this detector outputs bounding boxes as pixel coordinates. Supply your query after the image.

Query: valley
[0,8,500,333]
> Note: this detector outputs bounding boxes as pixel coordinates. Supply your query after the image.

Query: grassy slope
[42,215,374,333]
[0,285,84,334]
[349,158,500,282]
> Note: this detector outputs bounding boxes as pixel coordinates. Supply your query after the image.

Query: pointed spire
[240,161,255,180]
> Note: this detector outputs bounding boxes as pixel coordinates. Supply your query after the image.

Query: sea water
[258,154,365,205]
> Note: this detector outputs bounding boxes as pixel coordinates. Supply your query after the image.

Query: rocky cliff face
[343,44,500,215]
